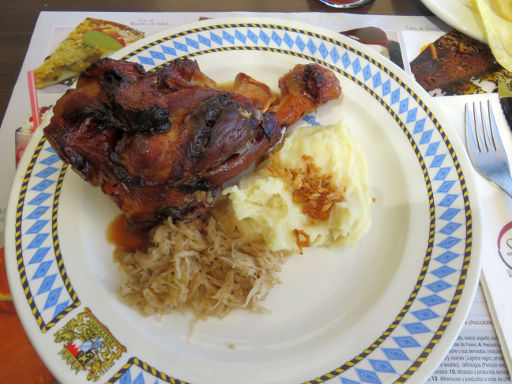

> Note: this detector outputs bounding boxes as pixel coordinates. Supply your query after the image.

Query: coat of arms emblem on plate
[54,307,126,381]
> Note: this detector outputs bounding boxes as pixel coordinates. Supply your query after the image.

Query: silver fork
[465,100,512,197]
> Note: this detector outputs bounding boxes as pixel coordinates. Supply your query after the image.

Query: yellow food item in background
[34,18,144,88]
[465,0,512,19]
[223,121,372,253]
[464,0,478,10]
[466,0,512,71]
[493,0,512,20]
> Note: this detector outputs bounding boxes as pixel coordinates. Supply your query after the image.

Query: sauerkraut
[116,203,290,318]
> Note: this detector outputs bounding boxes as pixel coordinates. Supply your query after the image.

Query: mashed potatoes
[223,121,372,253]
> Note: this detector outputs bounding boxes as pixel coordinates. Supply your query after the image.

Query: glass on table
[316,0,373,8]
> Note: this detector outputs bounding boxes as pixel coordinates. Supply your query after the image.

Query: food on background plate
[224,121,372,253]
[495,0,512,17]
[34,18,144,88]
[474,0,512,72]
[44,58,341,230]
[465,0,512,72]
[409,30,510,95]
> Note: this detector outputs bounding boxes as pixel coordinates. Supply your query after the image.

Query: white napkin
[434,93,512,375]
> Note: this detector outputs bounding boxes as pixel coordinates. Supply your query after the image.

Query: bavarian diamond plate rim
[5,17,481,384]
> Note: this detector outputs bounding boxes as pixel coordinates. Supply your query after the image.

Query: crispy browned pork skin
[44,58,341,229]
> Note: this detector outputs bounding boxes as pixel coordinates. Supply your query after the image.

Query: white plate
[5,17,481,384]
[421,0,486,42]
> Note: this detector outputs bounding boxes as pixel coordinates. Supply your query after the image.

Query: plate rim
[420,0,486,42]
[5,16,482,384]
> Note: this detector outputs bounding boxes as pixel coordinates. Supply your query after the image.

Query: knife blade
[498,77,512,130]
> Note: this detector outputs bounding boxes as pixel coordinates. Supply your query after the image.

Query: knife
[498,77,512,130]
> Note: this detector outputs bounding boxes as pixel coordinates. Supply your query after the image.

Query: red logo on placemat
[497,222,512,270]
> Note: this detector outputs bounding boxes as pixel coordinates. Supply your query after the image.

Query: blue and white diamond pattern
[116,366,161,384]
[20,144,72,326]
[119,23,470,384]
[15,23,472,384]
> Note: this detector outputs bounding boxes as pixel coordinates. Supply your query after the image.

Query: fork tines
[466,100,502,154]
[465,99,512,198]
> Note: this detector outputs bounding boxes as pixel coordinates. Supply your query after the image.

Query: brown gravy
[107,214,147,253]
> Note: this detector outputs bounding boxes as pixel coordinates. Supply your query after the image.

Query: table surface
[0,0,431,123]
